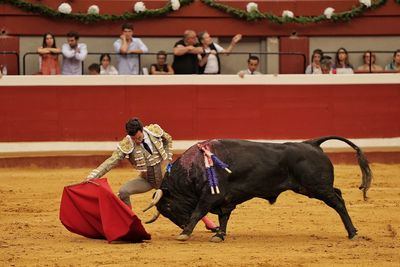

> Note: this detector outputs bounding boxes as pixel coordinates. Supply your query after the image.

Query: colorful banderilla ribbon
[198,144,232,195]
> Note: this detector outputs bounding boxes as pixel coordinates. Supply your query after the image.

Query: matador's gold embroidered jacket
[87,124,172,179]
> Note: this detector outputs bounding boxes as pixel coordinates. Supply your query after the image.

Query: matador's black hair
[125,118,143,136]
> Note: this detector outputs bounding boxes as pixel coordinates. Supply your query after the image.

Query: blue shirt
[113,38,148,75]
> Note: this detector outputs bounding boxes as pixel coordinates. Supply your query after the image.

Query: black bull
[144,136,372,242]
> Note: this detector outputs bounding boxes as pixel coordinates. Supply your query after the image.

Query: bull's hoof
[348,232,358,240]
[348,229,358,240]
[210,233,225,243]
[176,234,190,241]
[209,236,223,243]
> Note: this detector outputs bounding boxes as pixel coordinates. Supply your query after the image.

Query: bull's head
[143,187,195,229]
[144,145,209,228]
[143,170,198,229]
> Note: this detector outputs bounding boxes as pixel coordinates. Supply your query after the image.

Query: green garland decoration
[0,0,393,24]
[201,0,387,23]
[0,0,194,24]
[396,0,400,4]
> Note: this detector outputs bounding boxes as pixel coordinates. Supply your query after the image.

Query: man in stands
[238,56,262,77]
[114,23,148,75]
[172,30,204,74]
[61,31,88,75]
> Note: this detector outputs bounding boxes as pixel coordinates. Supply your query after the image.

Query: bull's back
[213,140,293,196]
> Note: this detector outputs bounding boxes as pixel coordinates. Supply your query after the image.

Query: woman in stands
[320,56,333,74]
[332,47,354,74]
[305,49,323,74]
[150,50,174,75]
[357,51,383,72]
[37,32,61,75]
[99,53,118,75]
[385,49,400,72]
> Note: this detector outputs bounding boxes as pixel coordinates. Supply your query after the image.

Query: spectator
[198,31,242,74]
[88,63,100,75]
[385,49,400,72]
[114,23,148,75]
[332,47,354,74]
[238,56,262,77]
[305,49,323,74]
[320,56,333,74]
[150,51,174,75]
[61,31,87,75]
[172,30,204,74]
[37,32,61,75]
[357,51,383,72]
[100,53,118,75]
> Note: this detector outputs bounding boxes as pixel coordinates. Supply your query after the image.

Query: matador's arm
[86,149,125,179]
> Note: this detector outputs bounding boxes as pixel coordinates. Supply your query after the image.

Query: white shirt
[113,38,148,75]
[305,64,323,74]
[61,43,88,75]
[335,68,354,74]
[238,69,262,75]
[203,43,224,74]
[142,131,154,153]
[100,65,118,75]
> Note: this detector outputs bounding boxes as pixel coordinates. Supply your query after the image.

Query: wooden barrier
[0,74,399,141]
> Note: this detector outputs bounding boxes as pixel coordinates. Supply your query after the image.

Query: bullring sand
[0,164,399,266]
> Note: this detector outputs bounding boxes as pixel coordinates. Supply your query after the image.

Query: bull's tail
[305,136,372,201]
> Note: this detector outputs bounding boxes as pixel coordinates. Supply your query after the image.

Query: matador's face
[130,130,144,144]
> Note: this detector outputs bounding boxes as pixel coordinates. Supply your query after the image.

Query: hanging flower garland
[134,2,147,13]
[0,0,191,24]
[171,0,181,10]
[201,0,387,24]
[0,0,393,24]
[87,5,100,15]
[323,7,335,19]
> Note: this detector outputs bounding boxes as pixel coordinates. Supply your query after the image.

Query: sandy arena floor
[0,164,399,266]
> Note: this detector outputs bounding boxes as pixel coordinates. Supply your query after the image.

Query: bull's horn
[145,211,160,224]
[143,189,163,212]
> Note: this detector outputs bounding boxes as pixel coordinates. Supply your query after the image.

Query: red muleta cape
[59,178,151,243]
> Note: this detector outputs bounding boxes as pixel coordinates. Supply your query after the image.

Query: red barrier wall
[280,37,309,74]
[1,83,399,141]
[0,36,19,75]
